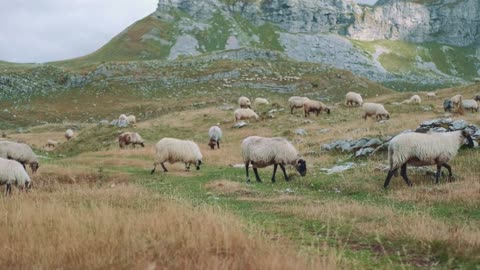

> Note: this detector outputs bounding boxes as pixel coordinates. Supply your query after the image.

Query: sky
[0,0,377,63]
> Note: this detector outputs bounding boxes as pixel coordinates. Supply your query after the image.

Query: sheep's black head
[475,95,480,102]
[208,139,216,149]
[295,159,307,177]
[326,108,331,114]
[196,160,202,170]
[461,130,474,148]
[140,142,145,148]
[443,99,453,112]
[30,162,39,173]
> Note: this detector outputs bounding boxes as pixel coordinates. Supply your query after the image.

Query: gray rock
[99,120,109,126]
[233,121,248,128]
[320,162,356,174]
[355,147,375,157]
[317,128,330,134]
[450,120,468,130]
[295,128,307,135]
[432,127,447,133]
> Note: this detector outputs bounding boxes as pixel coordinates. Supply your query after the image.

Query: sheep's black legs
[435,164,442,184]
[384,168,397,188]
[5,184,11,196]
[150,164,156,175]
[161,163,168,172]
[279,164,289,181]
[217,141,220,149]
[400,164,413,187]
[271,164,278,183]
[245,161,250,182]
[442,163,453,180]
[253,167,262,182]
[185,163,190,171]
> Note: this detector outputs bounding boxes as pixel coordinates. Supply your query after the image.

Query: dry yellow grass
[205,179,255,196]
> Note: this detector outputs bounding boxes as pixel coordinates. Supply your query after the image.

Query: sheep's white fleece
[126,115,136,124]
[0,141,38,165]
[426,92,436,98]
[234,108,259,121]
[403,95,421,104]
[254,98,269,106]
[451,95,463,106]
[462,100,479,110]
[0,157,31,187]
[362,103,389,118]
[238,96,251,108]
[65,129,74,139]
[208,126,222,141]
[241,136,300,168]
[345,92,363,106]
[154,138,202,166]
[288,96,309,109]
[304,100,328,111]
[388,131,464,170]
[120,132,144,144]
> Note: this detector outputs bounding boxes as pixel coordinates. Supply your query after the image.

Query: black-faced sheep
[303,100,330,117]
[45,139,59,148]
[241,136,306,183]
[118,132,145,148]
[0,157,31,196]
[462,99,479,113]
[208,126,222,150]
[384,130,474,188]
[238,96,251,108]
[345,92,363,107]
[362,103,390,121]
[0,141,39,173]
[288,96,310,114]
[151,138,203,174]
[443,99,453,112]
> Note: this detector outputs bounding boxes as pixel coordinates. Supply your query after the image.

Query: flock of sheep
[1,91,477,195]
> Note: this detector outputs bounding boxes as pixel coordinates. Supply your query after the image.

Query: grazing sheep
[345,92,363,107]
[288,96,310,114]
[65,129,74,140]
[426,92,436,99]
[0,141,39,173]
[450,94,464,114]
[402,95,422,104]
[362,103,390,121]
[443,99,453,112]
[238,96,251,108]
[45,139,59,148]
[254,98,269,107]
[462,99,479,113]
[0,157,31,196]
[384,130,474,188]
[303,100,330,117]
[151,138,203,174]
[126,115,136,125]
[234,108,259,122]
[118,132,145,148]
[208,126,222,150]
[241,136,306,183]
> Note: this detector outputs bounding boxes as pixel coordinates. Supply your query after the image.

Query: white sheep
[126,115,136,125]
[151,138,203,173]
[65,129,74,140]
[118,132,145,148]
[238,96,251,108]
[402,95,421,104]
[45,139,59,148]
[254,98,269,107]
[288,96,310,114]
[0,157,31,196]
[384,130,474,188]
[450,94,464,114]
[426,92,436,99]
[234,108,259,122]
[208,126,222,150]
[303,100,330,117]
[0,141,39,173]
[119,114,128,121]
[241,136,307,183]
[362,103,390,121]
[345,92,363,107]
[462,99,479,113]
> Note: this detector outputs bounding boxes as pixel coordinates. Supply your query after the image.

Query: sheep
[238,96,251,108]
[426,92,436,99]
[443,99,453,112]
[0,141,39,173]
[126,115,136,125]
[462,99,479,113]
[450,94,464,114]
[208,126,222,150]
[345,92,363,107]
[362,103,390,121]
[45,139,59,148]
[288,96,310,114]
[254,98,269,107]
[475,95,480,102]
[241,136,306,183]
[303,100,330,117]
[119,114,128,122]
[151,138,203,174]
[118,132,145,148]
[65,129,74,140]
[0,157,31,196]
[402,95,421,104]
[234,108,259,122]
[384,130,474,188]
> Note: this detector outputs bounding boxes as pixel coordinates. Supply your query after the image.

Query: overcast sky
[0,0,377,63]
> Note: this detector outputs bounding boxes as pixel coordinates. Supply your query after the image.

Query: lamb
[241,136,306,183]
[238,96,251,108]
[345,92,363,107]
[118,132,145,148]
[45,139,59,148]
[384,130,474,188]
[126,115,136,125]
[462,99,479,113]
[362,103,390,121]
[0,157,31,196]
[288,96,310,114]
[0,141,39,173]
[254,98,269,107]
[65,129,74,140]
[208,126,222,150]
[402,95,421,104]
[234,108,259,122]
[426,92,436,99]
[303,100,330,117]
[151,138,203,174]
